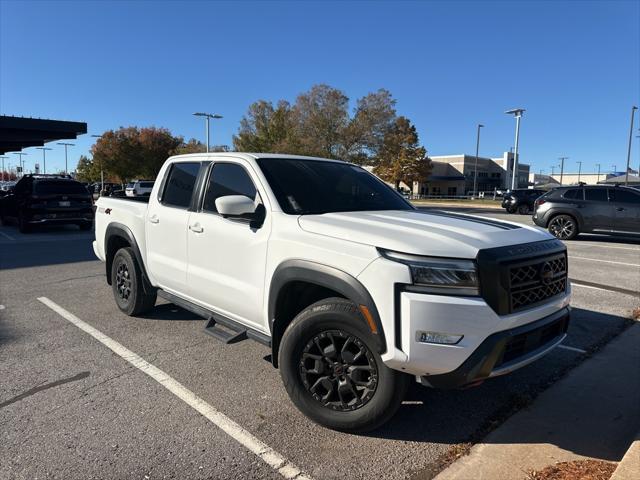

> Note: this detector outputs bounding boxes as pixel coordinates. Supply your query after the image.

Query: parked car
[94,153,570,432]
[125,180,154,197]
[533,185,640,239]
[502,189,546,214]
[0,175,94,233]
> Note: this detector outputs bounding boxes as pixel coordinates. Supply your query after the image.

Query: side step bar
[157,290,271,347]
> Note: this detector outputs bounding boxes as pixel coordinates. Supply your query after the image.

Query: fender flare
[268,259,386,357]
[104,222,152,292]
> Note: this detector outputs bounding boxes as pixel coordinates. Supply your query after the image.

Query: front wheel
[517,204,530,215]
[548,214,578,240]
[111,247,157,316]
[506,205,516,214]
[279,298,410,433]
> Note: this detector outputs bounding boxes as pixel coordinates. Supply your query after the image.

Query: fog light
[416,331,463,345]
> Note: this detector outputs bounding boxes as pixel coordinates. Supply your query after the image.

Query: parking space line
[569,256,640,267]
[557,344,587,354]
[37,297,312,480]
[570,279,639,297]
[566,243,640,252]
[0,230,15,241]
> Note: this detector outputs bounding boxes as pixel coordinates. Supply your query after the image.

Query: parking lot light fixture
[57,142,74,175]
[576,161,582,184]
[193,112,223,153]
[12,151,29,176]
[505,108,525,189]
[0,156,8,181]
[35,147,53,174]
[472,124,484,198]
[595,163,601,183]
[625,106,638,185]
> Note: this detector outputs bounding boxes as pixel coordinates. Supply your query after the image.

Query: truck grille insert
[508,254,567,312]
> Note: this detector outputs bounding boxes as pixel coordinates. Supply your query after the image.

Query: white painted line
[37,297,312,480]
[567,243,640,252]
[0,305,5,310]
[571,282,613,293]
[569,256,640,267]
[0,230,15,241]
[557,344,587,354]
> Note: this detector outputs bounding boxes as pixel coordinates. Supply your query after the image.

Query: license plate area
[59,201,71,207]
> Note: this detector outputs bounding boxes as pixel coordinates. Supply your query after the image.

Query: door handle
[189,224,204,233]
[149,215,159,224]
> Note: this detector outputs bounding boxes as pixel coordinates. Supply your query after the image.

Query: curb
[610,432,640,480]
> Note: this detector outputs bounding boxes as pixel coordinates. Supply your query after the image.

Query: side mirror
[215,195,266,228]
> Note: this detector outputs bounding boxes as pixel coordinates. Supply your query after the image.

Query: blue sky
[1,0,639,175]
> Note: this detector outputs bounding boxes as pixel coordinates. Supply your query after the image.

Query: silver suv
[533,185,640,239]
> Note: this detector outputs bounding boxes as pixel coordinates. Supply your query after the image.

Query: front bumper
[419,307,570,388]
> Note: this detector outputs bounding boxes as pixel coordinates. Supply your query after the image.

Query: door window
[203,163,257,213]
[160,162,201,208]
[584,188,609,202]
[612,189,640,204]
[563,188,583,200]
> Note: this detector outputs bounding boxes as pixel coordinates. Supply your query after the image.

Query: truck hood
[297,210,552,258]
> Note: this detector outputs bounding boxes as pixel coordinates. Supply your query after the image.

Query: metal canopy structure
[0,115,87,154]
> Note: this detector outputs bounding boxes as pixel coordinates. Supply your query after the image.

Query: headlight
[379,249,479,296]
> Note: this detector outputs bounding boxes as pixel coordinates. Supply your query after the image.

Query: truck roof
[167,152,346,164]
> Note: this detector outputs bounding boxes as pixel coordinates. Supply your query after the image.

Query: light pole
[0,156,7,181]
[35,147,52,174]
[57,142,74,174]
[595,163,601,183]
[91,135,104,192]
[193,112,223,153]
[624,106,638,185]
[472,123,484,198]
[558,157,568,185]
[11,152,28,176]
[505,108,525,190]
[576,161,582,184]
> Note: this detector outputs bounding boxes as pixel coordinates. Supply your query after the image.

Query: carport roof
[0,115,87,154]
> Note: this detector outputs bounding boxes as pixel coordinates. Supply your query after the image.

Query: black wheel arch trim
[543,209,584,229]
[268,259,387,363]
[104,222,153,293]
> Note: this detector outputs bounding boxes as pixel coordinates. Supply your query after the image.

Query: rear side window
[35,181,88,195]
[562,188,583,200]
[140,182,154,188]
[584,188,609,202]
[203,163,257,213]
[612,189,640,204]
[161,162,200,208]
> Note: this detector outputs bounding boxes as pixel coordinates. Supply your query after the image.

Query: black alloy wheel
[299,329,378,412]
[518,204,530,215]
[548,214,578,240]
[115,261,132,301]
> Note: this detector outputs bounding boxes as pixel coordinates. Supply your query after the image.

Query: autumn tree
[374,116,431,191]
[233,100,295,153]
[75,155,100,182]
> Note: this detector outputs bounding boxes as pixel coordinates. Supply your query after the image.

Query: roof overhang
[0,115,87,154]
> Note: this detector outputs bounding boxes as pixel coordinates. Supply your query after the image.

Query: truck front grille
[509,254,567,312]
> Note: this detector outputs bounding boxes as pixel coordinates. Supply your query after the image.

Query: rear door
[582,187,615,232]
[146,161,203,294]
[611,188,640,233]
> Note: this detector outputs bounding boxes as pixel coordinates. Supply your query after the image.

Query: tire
[517,204,530,215]
[548,214,579,240]
[506,205,517,214]
[111,247,157,316]
[78,221,93,231]
[18,211,32,233]
[278,297,410,433]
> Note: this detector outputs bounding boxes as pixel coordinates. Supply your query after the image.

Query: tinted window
[563,188,583,200]
[140,182,154,188]
[613,189,640,204]
[584,188,609,202]
[161,162,200,208]
[203,163,257,213]
[35,181,88,195]
[257,158,413,215]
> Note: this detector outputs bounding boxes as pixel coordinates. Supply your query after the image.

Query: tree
[233,100,295,153]
[374,117,431,191]
[91,127,182,182]
[75,155,100,182]
[172,138,206,155]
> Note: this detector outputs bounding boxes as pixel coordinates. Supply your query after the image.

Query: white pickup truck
[93,153,571,432]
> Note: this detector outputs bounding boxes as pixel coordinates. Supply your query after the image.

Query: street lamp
[558,157,568,185]
[624,106,638,185]
[57,142,74,175]
[472,124,484,198]
[576,161,582,184]
[35,147,52,174]
[0,156,7,181]
[595,163,601,183]
[11,152,28,176]
[91,134,104,192]
[193,112,223,153]
[505,108,525,190]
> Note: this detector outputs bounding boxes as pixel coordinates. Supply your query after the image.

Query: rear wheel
[78,221,93,231]
[111,247,157,315]
[548,214,578,240]
[279,298,410,432]
[18,211,32,233]
[517,204,530,215]
[506,205,517,214]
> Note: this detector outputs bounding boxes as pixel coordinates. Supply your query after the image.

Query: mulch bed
[525,459,617,480]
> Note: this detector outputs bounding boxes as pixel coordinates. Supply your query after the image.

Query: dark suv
[502,189,546,214]
[0,175,94,233]
[533,185,640,239]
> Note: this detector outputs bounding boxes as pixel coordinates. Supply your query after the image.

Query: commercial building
[529,169,640,186]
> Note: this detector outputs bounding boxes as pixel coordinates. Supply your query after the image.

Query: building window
[447,186,457,196]
[432,186,441,195]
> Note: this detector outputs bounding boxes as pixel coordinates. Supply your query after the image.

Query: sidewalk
[435,323,640,480]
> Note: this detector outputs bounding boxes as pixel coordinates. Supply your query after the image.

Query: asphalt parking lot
[1,210,638,480]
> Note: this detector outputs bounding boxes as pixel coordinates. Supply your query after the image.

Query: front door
[611,188,640,234]
[187,161,271,332]
[146,161,202,293]
[582,187,615,232]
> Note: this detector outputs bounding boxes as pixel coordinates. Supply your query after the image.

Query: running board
[156,290,271,347]
[204,316,247,344]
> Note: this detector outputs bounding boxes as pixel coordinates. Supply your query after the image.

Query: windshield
[35,181,89,195]
[257,158,413,215]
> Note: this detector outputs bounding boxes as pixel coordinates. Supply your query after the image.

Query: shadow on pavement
[0,237,97,270]
[366,307,634,463]
[139,303,202,322]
